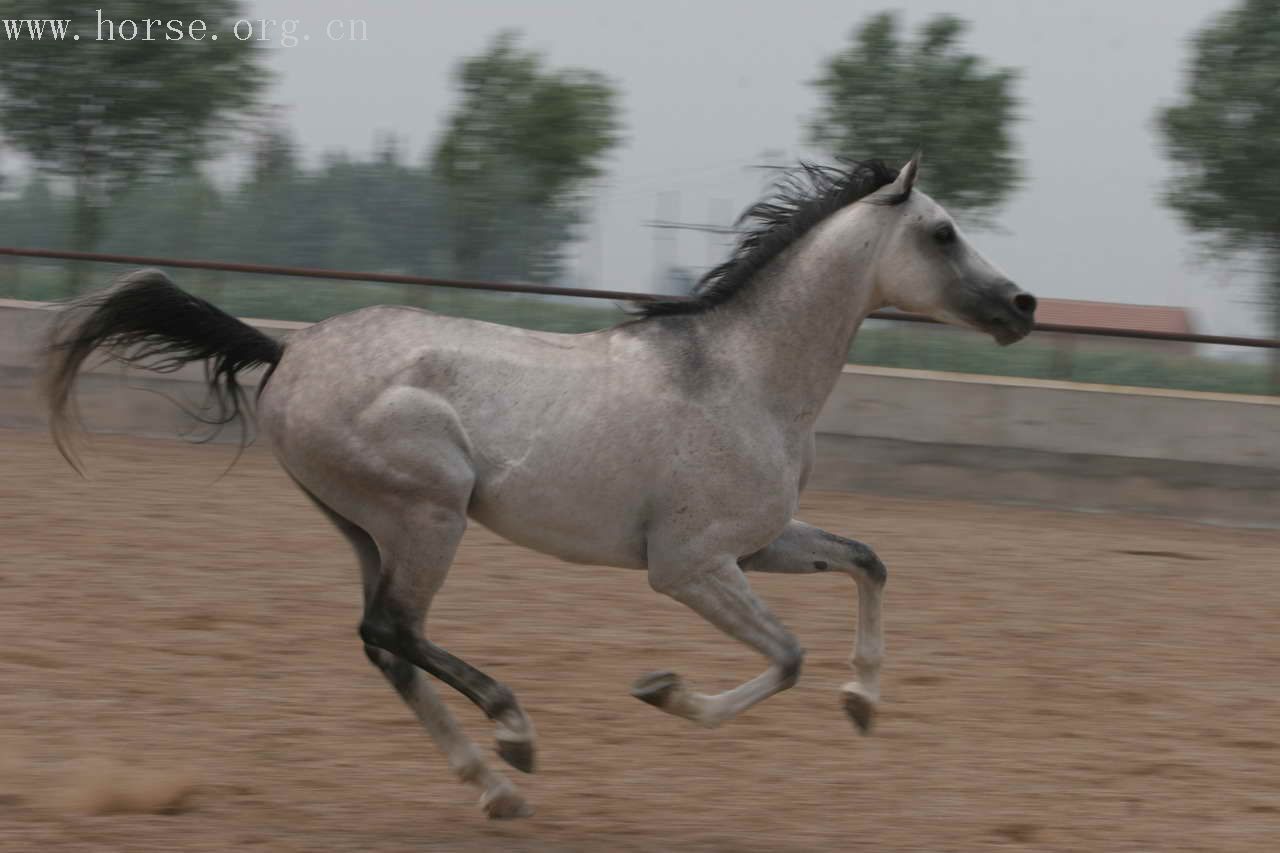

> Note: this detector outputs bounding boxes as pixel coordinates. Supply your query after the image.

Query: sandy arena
[1,430,1277,851]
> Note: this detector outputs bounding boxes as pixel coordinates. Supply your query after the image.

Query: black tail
[44,268,285,471]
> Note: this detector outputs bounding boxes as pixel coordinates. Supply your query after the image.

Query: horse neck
[708,207,883,424]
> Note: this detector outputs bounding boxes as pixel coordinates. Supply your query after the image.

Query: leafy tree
[221,131,447,281]
[101,171,222,258]
[0,175,69,248]
[249,124,301,189]
[1158,0,1280,336]
[432,31,621,281]
[808,12,1022,223]
[0,1,267,289]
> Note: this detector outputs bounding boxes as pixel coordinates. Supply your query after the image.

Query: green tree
[1158,0,1280,337]
[809,12,1022,223]
[0,2,267,289]
[248,124,301,189]
[0,175,69,248]
[432,31,621,282]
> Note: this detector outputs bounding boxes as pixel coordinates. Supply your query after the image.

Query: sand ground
[1,430,1277,852]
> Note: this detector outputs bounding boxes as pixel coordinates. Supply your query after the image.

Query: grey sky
[246,0,1254,335]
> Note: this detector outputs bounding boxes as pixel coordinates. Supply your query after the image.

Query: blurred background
[1,0,1279,394]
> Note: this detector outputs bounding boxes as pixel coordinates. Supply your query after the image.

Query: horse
[44,155,1035,819]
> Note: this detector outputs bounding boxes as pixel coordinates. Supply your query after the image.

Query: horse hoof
[841,686,876,734]
[631,671,682,709]
[496,737,536,774]
[481,784,534,820]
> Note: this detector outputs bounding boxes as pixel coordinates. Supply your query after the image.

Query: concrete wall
[816,364,1280,470]
[4,298,1277,526]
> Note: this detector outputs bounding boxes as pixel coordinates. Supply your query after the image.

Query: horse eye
[934,224,956,245]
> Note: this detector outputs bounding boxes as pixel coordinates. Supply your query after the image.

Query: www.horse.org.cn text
[1,13,369,47]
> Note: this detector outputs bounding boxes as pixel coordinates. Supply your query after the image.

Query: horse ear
[893,150,922,194]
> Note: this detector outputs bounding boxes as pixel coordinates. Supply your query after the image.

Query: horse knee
[818,531,887,585]
[359,616,420,693]
[359,618,392,650]
[857,549,887,586]
[359,605,417,654]
[778,645,805,690]
[364,619,518,717]
[845,541,887,586]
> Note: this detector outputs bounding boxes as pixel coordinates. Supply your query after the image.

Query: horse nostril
[1013,292,1037,317]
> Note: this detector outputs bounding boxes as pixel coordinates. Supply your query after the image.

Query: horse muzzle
[976,286,1036,346]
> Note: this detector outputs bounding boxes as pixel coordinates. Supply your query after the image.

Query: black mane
[637,160,908,318]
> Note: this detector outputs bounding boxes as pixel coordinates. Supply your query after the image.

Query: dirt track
[1,430,1278,852]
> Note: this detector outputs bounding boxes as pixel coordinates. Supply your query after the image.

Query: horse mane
[636,160,909,318]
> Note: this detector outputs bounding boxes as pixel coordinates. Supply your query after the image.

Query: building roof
[1034,298,1194,335]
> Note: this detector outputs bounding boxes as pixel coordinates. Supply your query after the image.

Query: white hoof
[841,681,878,734]
[480,784,534,820]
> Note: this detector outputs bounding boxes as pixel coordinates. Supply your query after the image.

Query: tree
[432,31,621,282]
[1158,0,1280,337]
[0,2,267,289]
[249,124,301,189]
[808,12,1022,223]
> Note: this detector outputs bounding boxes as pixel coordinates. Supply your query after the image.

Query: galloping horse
[45,156,1035,818]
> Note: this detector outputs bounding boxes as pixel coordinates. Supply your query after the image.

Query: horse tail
[44,268,285,472]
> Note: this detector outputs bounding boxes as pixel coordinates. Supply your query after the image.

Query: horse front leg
[739,520,887,733]
[632,556,805,728]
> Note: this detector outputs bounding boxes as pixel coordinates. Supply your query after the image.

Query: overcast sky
[244,0,1256,335]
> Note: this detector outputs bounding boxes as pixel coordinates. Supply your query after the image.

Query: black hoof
[842,690,875,734]
[496,738,536,774]
[631,671,682,709]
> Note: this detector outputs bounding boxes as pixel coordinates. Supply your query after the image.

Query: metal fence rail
[0,247,668,304]
[2,246,1278,350]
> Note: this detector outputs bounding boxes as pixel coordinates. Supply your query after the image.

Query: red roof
[1034,298,1194,335]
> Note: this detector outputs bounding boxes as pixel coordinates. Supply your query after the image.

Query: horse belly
[468,474,649,570]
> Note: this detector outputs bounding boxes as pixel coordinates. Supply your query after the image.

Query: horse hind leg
[354,502,539,793]
[304,489,535,819]
[364,646,532,819]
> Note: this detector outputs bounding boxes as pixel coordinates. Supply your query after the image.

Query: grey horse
[45,156,1035,818]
